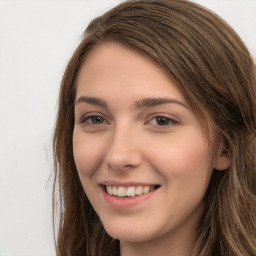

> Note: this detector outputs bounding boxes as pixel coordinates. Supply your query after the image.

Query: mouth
[104,185,160,198]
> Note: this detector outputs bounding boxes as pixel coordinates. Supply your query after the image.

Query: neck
[119,205,203,256]
[120,223,196,256]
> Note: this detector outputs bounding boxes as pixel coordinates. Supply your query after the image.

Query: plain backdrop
[0,1,255,255]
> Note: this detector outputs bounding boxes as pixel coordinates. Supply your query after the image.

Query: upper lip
[100,181,160,187]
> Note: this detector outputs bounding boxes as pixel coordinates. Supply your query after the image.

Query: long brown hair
[53,1,256,255]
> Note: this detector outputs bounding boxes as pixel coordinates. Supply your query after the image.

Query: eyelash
[147,115,179,127]
[80,113,109,125]
[79,113,179,128]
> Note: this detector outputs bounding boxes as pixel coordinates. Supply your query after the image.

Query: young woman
[52,0,256,255]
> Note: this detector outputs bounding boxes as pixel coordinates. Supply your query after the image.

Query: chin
[102,219,163,243]
[106,229,152,243]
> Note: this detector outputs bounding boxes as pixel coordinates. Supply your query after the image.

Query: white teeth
[143,186,150,194]
[117,186,126,197]
[106,185,112,195]
[112,186,118,195]
[135,186,143,195]
[117,187,126,197]
[127,186,135,197]
[106,185,157,197]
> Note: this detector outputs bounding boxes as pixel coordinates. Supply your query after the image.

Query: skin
[73,42,229,256]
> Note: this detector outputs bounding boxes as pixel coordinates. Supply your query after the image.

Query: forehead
[76,42,185,103]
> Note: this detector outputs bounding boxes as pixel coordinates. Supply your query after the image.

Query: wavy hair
[53,0,256,255]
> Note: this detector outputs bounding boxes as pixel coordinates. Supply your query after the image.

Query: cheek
[147,128,213,182]
[73,131,105,178]
[145,130,213,228]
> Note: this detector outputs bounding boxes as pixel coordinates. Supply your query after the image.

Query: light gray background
[0,1,255,256]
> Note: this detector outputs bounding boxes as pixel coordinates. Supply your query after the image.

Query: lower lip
[101,186,159,209]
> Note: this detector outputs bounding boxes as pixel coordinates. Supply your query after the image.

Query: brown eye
[81,115,107,125]
[90,116,105,124]
[149,116,178,127]
[155,116,171,126]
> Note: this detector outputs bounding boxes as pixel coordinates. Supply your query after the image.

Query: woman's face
[73,42,226,245]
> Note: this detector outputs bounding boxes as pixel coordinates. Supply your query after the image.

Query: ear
[213,143,231,171]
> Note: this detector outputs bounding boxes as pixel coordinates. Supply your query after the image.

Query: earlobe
[213,145,231,171]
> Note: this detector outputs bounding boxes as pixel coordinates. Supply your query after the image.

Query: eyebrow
[135,97,189,110]
[74,96,189,110]
[75,96,108,108]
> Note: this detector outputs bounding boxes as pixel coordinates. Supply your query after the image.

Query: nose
[105,125,142,171]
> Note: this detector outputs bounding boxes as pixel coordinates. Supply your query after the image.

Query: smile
[105,185,160,197]
[101,183,161,208]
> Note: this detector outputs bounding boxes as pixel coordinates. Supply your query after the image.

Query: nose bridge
[105,121,142,170]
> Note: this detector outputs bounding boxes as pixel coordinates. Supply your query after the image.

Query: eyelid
[146,113,179,127]
[79,112,110,124]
